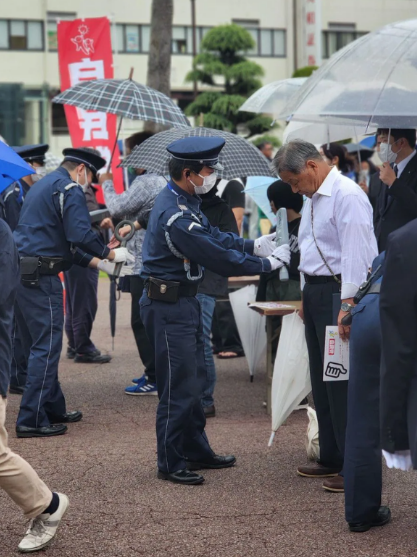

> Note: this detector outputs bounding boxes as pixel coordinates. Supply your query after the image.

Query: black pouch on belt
[20,257,41,288]
[147,277,180,303]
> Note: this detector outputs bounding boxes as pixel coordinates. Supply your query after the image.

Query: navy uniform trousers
[140,292,215,473]
[64,265,99,354]
[344,290,382,524]
[16,275,66,428]
[10,303,31,389]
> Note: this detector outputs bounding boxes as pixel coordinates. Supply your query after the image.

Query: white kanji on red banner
[69,57,104,86]
[77,109,109,141]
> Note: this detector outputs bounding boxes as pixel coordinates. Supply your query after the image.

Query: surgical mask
[31,166,46,182]
[191,172,217,195]
[77,167,89,192]
[380,141,401,164]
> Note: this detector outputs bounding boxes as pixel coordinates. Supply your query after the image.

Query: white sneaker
[18,493,69,553]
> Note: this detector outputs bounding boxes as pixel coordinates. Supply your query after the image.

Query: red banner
[57,17,123,201]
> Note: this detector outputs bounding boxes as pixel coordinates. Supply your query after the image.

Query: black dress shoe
[49,411,83,424]
[349,506,391,533]
[16,424,68,438]
[9,385,25,395]
[66,347,76,359]
[157,469,205,485]
[74,350,111,364]
[187,454,236,471]
[203,405,216,418]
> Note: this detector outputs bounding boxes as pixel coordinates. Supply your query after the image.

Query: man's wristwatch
[341,302,354,313]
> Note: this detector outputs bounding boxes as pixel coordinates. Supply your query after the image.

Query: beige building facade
[0,0,416,152]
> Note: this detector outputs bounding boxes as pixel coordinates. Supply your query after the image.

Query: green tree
[292,65,318,78]
[185,24,275,136]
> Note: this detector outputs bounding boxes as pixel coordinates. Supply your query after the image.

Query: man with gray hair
[273,139,377,493]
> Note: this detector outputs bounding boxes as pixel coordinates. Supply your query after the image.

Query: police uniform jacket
[141,180,271,283]
[14,166,110,267]
[1,179,29,231]
[0,219,20,396]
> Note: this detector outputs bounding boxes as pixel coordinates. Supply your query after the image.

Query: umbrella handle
[113,219,136,278]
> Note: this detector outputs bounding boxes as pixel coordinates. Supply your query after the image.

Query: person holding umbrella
[139,136,290,485]
[13,147,134,438]
[0,144,49,396]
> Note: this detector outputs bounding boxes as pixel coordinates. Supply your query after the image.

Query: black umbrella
[52,73,190,168]
[120,127,273,179]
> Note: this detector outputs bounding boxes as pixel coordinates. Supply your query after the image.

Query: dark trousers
[130,276,156,383]
[303,281,347,469]
[16,276,66,428]
[140,293,214,473]
[344,293,382,523]
[64,265,98,354]
[211,300,243,354]
[10,303,31,388]
[0,289,16,397]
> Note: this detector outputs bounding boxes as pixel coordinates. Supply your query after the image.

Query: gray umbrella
[52,78,190,128]
[120,127,273,179]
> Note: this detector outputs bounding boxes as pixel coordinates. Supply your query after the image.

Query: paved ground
[1,279,416,556]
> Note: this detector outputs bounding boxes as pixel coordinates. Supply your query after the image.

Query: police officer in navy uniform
[1,145,49,395]
[140,137,290,484]
[343,252,391,532]
[14,147,133,438]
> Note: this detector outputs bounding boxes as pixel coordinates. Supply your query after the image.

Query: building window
[322,25,368,58]
[0,20,44,51]
[47,12,77,51]
[125,25,140,52]
[51,100,69,135]
[116,24,151,53]
[172,26,187,54]
[242,28,286,57]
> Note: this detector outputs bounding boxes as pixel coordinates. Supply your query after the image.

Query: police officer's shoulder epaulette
[64,182,80,191]
[3,183,20,203]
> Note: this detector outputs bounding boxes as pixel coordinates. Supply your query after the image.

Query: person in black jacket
[197,187,239,418]
[374,128,417,252]
[380,219,417,470]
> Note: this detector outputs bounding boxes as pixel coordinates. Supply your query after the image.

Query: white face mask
[31,166,46,182]
[77,167,89,192]
[191,172,217,195]
[380,141,401,164]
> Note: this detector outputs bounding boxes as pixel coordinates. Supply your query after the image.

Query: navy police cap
[62,147,106,180]
[12,144,49,164]
[167,136,225,170]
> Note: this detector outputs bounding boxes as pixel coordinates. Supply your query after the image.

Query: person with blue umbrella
[0,144,50,397]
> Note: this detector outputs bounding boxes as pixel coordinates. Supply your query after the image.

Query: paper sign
[323,326,349,381]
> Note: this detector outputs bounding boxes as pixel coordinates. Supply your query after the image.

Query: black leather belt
[145,278,199,301]
[304,274,342,285]
[367,283,381,294]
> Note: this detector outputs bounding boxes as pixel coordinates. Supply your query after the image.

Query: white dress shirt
[299,167,378,299]
[394,149,416,179]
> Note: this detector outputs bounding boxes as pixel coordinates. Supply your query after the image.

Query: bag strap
[310,200,341,284]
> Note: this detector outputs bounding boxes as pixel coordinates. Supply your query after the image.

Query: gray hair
[273,139,322,175]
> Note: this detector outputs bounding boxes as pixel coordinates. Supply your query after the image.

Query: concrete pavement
[1,278,416,556]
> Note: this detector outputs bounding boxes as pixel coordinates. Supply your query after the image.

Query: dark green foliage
[185,24,276,136]
[292,66,318,78]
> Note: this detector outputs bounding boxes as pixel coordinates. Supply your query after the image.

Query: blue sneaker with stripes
[131,374,147,386]
[125,381,158,396]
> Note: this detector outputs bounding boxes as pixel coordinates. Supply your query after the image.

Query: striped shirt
[102,174,166,274]
[299,166,378,299]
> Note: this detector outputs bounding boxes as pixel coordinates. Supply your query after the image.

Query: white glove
[111,247,135,264]
[254,233,276,257]
[382,449,413,471]
[98,260,133,277]
[266,244,291,271]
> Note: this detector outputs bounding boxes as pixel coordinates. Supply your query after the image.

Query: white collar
[396,150,416,177]
[315,166,339,197]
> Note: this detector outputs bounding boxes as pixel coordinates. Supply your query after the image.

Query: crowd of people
[0,126,416,551]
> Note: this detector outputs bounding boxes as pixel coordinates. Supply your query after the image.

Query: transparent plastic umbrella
[283,120,377,145]
[239,78,307,116]
[280,19,417,130]
[229,285,266,381]
[244,176,276,223]
[268,312,311,446]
